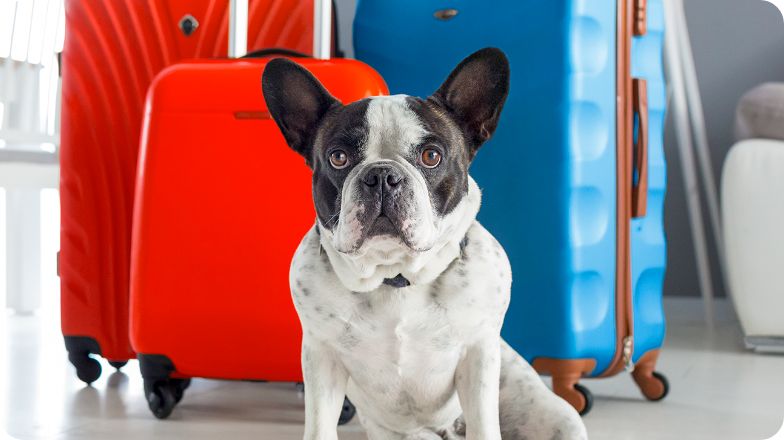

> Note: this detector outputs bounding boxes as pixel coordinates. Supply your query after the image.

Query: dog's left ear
[262,58,340,166]
[430,47,510,158]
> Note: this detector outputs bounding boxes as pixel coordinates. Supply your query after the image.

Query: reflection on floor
[2,299,784,440]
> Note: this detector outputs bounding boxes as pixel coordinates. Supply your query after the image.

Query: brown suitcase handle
[633,0,647,36]
[631,78,648,218]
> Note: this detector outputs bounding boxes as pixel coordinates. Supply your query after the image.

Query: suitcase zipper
[621,0,650,375]
[603,0,641,378]
[622,335,635,372]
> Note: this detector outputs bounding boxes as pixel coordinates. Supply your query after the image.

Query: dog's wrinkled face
[262,48,509,256]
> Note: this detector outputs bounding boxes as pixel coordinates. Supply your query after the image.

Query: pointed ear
[262,58,340,165]
[430,47,510,158]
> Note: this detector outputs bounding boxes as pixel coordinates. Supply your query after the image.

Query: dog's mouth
[334,210,433,256]
[333,192,435,255]
[368,212,399,237]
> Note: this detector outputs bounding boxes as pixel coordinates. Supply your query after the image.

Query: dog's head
[263,48,509,288]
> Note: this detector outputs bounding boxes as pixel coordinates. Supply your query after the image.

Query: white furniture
[722,139,784,352]
[1,0,63,313]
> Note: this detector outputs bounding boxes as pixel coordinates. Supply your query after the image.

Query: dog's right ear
[430,47,510,160]
[262,58,340,165]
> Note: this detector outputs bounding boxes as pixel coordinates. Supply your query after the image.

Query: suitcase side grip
[631,78,648,218]
[633,0,647,36]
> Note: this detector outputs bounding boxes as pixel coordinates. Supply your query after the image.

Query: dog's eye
[420,148,442,168]
[329,150,349,169]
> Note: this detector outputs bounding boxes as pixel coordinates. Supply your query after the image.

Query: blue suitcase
[354,0,667,414]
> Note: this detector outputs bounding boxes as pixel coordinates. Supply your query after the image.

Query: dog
[262,48,588,440]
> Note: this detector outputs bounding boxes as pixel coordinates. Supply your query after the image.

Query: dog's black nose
[362,166,404,191]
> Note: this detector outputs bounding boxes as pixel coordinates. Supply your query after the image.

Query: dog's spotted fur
[263,48,587,440]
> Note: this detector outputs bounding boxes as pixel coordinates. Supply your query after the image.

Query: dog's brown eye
[329,150,349,169]
[420,148,442,168]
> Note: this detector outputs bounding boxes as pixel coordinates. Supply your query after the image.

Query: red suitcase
[129,0,388,420]
[59,0,323,384]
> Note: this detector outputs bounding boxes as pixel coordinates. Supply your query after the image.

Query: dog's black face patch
[262,48,510,252]
[309,99,371,229]
[404,96,471,216]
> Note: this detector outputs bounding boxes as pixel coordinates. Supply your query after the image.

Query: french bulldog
[262,48,587,440]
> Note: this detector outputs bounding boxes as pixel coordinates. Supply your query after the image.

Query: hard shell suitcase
[354,0,667,414]
[129,0,388,420]
[60,0,322,384]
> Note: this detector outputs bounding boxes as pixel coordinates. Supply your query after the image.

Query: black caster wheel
[108,360,128,370]
[145,380,178,419]
[574,383,593,416]
[649,372,670,401]
[170,378,191,404]
[338,397,356,425]
[646,372,669,402]
[69,354,102,385]
[632,368,670,402]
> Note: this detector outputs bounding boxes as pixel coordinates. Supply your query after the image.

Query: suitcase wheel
[109,360,128,371]
[573,383,594,416]
[64,336,103,384]
[634,370,669,402]
[68,353,102,385]
[552,376,593,416]
[145,380,178,419]
[338,397,356,425]
[171,378,191,404]
[144,378,191,419]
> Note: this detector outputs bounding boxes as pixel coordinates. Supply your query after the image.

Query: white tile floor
[2,299,784,440]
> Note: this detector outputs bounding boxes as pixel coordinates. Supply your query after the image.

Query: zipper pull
[623,336,635,372]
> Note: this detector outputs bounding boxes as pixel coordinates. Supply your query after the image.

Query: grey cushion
[735,82,784,142]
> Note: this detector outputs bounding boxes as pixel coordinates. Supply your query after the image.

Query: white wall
[334,0,356,58]
[664,0,784,297]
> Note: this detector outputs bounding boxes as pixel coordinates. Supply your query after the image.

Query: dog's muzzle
[357,163,409,237]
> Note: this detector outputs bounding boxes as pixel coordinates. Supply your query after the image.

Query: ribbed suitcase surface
[353,0,667,413]
[60,0,316,379]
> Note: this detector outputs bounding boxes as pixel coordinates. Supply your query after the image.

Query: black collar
[381,235,470,289]
[382,274,411,288]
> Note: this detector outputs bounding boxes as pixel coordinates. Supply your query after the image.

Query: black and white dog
[262,48,587,440]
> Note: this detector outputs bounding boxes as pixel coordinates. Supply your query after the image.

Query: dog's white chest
[325,283,475,430]
[342,284,462,377]
[290,222,512,432]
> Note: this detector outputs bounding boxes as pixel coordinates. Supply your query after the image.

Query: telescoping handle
[228,0,331,59]
[313,0,332,59]
[228,0,248,58]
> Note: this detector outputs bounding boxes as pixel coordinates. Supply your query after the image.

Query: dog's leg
[455,338,502,440]
[302,338,349,440]
[498,339,587,440]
